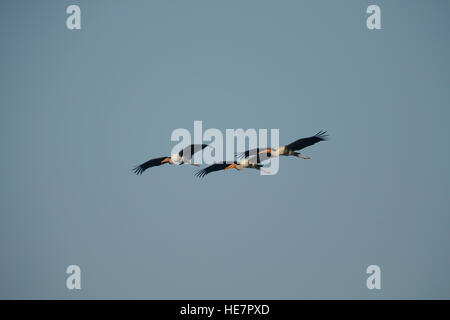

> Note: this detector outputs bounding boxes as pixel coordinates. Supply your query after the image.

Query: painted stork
[237,130,328,160]
[133,144,209,175]
[195,156,268,178]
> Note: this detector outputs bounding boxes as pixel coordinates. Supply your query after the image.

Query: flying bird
[195,156,268,178]
[133,144,209,175]
[237,130,328,160]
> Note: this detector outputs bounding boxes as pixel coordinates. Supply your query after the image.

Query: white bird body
[170,153,181,164]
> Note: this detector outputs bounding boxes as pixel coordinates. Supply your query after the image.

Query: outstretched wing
[132,156,170,175]
[236,148,271,159]
[286,130,328,151]
[194,162,237,178]
[179,144,209,160]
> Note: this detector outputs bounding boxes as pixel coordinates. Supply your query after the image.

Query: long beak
[224,163,237,170]
[161,157,171,164]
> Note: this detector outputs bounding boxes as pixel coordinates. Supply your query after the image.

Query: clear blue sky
[1,0,450,298]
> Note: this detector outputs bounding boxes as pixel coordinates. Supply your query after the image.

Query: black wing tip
[194,170,207,178]
[316,130,329,141]
[236,150,251,159]
[236,152,246,159]
[132,165,144,175]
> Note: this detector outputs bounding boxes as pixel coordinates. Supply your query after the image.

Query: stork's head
[261,148,273,158]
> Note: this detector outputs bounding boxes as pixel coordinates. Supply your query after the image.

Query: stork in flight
[195,155,269,178]
[237,131,328,160]
[133,144,209,175]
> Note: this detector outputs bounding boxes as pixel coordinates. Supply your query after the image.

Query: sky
[1,0,450,299]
